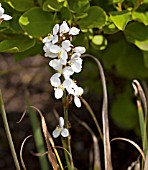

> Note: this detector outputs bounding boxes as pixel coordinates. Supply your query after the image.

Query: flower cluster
[0,3,12,22]
[43,21,85,108]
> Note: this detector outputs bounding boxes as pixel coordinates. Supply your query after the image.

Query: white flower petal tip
[59,117,64,128]
[61,128,69,137]
[69,27,80,35]
[52,128,60,138]
[74,96,81,108]
[60,21,69,34]
[1,14,12,20]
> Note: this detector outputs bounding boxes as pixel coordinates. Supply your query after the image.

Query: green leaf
[0,35,35,53]
[111,92,138,130]
[60,7,72,20]
[132,11,148,26]
[110,10,131,30]
[67,0,90,13]
[43,0,62,12]
[78,6,107,29]
[103,20,119,34]
[19,7,54,38]
[102,38,148,78]
[6,0,34,12]
[143,51,148,68]
[124,22,148,51]
[14,42,43,61]
[115,42,148,78]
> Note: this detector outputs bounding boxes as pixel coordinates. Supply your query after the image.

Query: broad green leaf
[78,6,107,29]
[67,0,90,13]
[19,7,54,38]
[124,22,148,51]
[132,11,148,26]
[60,7,72,20]
[15,42,43,61]
[111,92,138,130]
[111,0,124,3]
[0,35,35,53]
[43,0,62,12]
[5,0,34,12]
[143,51,148,68]
[115,42,148,78]
[37,0,45,6]
[102,38,148,78]
[110,10,131,30]
[102,39,124,69]
[103,20,119,34]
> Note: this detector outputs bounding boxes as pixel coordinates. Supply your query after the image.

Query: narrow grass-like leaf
[20,135,32,170]
[82,54,113,170]
[0,90,21,170]
[30,106,64,170]
[132,80,148,154]
[26,104,49,170]
[111,137,145,161]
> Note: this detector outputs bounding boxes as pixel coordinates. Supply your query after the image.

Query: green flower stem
[62,93,74,170]
[26,97,50,170]
[0,90,21,170]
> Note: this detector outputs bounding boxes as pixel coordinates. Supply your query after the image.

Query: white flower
[67,83,84,108]
[50,73,63,99]
[69,27,80,35]
[60,21,70,34]
[52,117,69,138]
[0,3,12,21]
[69,53,83,73]
[62,40,72,52]
[73,46,86,54]
[43,24,59,44]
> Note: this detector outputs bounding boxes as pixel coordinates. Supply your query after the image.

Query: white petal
[60,49,68,61]
[50,75,61,87]
[61,128,69,137]
[43,36,53,43]
[50,44,61,53]
[52,35,58,44]
[55,88,63,99]
[60,21,69,34]
[59,117,64,128]
[71,62,82,73]
[71,53,81,59]
[62,40,72,51]
[49,59,62,70]
[1,14,12,20]
[45,52,57,58]
[0,5,4,17]
[53,24,59,35]
[74,96,81,108]
[63,66,74,76]
[52,128,61,138]
[73,46,86,54]
[63,79,73,89]
[69,27,80,35]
